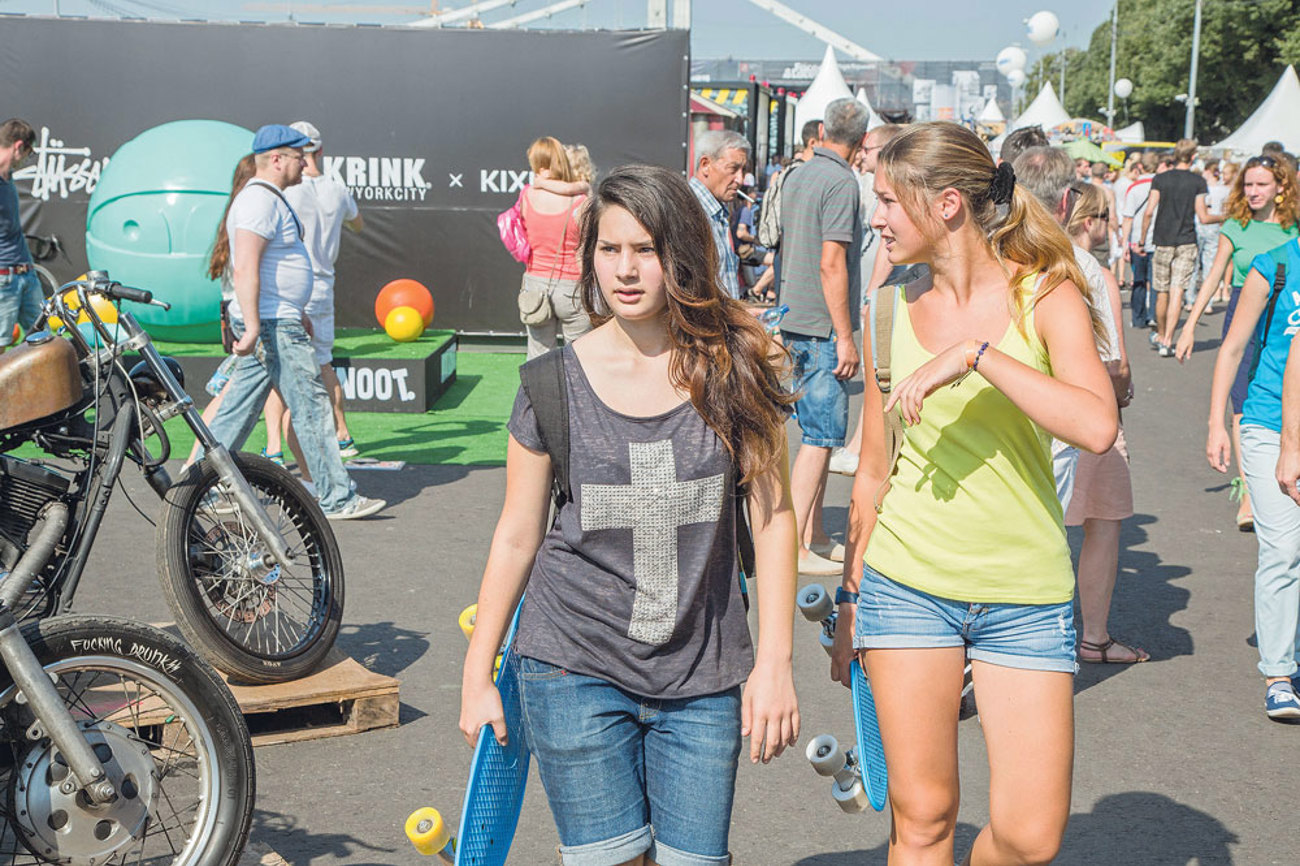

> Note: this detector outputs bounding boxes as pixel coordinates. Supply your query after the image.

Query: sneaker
[828,447,859,476]
[325,494,386,521]
[1158,344,1174,358]
[1148,331,1160,348]
[1266,680,1300,720]
[337,437,359,458]
[260,447,284,466]
[797,549,842,576]
[810,540,846,562]
[1146,319,1158,329]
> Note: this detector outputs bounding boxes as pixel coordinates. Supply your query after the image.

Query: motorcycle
[0,273,344,684]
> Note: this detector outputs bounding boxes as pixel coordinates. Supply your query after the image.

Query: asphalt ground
[74,303,1288,865]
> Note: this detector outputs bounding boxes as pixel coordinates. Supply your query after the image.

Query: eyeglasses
[273,151,307,164]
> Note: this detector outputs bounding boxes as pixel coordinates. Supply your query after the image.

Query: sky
[2,0,1117,62]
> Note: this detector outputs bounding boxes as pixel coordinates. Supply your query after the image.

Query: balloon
[996,46,1028,75]
[9,324,19,346]
[1114,78,1133,99]
[61,289,118,326]
[1006,69,1027,87]
[375,278,434,328]
[1025,11,1060,47]
[384,305,425,342]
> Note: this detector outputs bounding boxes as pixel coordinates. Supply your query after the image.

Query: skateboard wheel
[797,584,833,622]
[806,734,844,776]
[832,777,870,813]
[405,807,452,856]
[459,604,478,641]
[818,631,835,656]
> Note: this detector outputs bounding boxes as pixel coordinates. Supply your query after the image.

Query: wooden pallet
[221,647,401,747]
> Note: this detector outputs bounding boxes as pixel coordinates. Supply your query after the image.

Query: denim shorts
[782,332,849,448]
[517,656,741,866]
[0,270,43,337]
[853,564,1078,674]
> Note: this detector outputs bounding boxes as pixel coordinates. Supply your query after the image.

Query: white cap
[288,121,322,153]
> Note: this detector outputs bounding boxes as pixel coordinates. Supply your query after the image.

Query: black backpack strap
[1249,262,1287,383]
[518,348,570,513]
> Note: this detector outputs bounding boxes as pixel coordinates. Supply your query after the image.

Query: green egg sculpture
[86,119,254,341]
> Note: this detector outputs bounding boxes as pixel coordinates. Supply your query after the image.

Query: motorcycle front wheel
[0,615,255,865]
[157,452,344,684]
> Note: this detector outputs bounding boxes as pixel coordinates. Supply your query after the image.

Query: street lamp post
[1185,0,1203,139]
[1105,3,1118,127]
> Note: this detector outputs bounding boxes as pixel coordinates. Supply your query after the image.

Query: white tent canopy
[979,99,1006,123]
[1213,66,1300,155]
[1009,82,1071,133]
[855,86,885,130]
[794,45,854,134]
[1115,121,1145,143]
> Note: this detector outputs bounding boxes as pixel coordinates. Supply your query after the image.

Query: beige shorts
[1151,243,1198,294]
[1064,427,1134,525]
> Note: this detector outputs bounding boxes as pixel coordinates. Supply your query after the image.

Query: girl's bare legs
[183,384,228,470]
[279,408,313,483]
[1076,518,1148,662]
[264,388,286,456]
[863,647,965,865]
[961,663,1073,866]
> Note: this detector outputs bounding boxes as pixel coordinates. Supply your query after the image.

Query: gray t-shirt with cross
[506,346,754,698]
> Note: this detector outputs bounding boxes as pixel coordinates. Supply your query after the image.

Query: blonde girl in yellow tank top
[829,123,1118,865]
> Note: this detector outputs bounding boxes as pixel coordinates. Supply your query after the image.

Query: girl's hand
[1206,424,1232,473]
[1174,327,1195,363]
[1277,442,1300,505]
[883,341,973,426]
[830,603,856,688]
[741,660,800,764]
[459,677,507,748]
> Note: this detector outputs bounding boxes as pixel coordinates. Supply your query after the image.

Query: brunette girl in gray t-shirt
[460,165,801,866]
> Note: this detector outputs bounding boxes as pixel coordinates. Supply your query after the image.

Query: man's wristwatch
[835,587,859,605]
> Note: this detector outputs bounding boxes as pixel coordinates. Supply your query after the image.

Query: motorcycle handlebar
[104,283,153,305]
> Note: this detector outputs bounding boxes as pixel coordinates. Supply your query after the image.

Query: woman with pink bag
[503,137,593,358]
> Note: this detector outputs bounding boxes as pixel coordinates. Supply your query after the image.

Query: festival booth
[692,79,778,177]
[1212,65,1300,157]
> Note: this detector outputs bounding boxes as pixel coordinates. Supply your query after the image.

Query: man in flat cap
[208,124,384,520]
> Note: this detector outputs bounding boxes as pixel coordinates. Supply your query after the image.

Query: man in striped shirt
[689,130,749,299]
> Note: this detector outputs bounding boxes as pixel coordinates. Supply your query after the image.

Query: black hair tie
[988,162,1016,205]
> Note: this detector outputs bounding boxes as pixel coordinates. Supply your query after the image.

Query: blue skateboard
[797,584,888,812]
[407,603,530,862]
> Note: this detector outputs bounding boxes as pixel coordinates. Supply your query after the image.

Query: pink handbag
[497,189,531,264]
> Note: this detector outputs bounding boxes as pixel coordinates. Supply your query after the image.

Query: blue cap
[251,124,313,154]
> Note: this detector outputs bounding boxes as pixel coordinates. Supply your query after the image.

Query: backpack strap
[1248,262,1288,383]
[518,348,571,515]
[734,470,754,612]
[869,284,906,513]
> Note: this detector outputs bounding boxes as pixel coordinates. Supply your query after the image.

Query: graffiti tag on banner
[12,127,110,201]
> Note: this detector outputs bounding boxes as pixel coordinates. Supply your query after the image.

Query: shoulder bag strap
[871,285,905,513]
[248,179,304,240]
[519,349,571,517]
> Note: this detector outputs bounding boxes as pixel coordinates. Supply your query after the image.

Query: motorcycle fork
[125,323,295,567]
[0,504,115,804]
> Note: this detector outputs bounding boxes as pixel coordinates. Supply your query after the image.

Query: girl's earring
[1277,193,1286,205]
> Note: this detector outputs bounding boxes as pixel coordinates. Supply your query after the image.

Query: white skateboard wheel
[819,631,835,656]
[798,584,833,622]
[832,777,870,813]
[806,734,844,776]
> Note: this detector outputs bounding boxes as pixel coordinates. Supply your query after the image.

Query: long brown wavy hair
[207,154,258,281]
[1225,155,1299,230]
[878,122,1103,349]
[576,165,795,483]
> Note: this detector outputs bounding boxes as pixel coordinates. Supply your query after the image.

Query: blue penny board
[851,659,888,811]
[456,604,530,866]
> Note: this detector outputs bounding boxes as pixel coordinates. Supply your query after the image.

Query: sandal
[260,447,285,466]
[1079,637,1149,664]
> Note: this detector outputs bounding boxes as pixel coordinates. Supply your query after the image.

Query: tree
[1026,0,1300,142]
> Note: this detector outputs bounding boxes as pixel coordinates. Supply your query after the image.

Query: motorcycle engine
[0,455,71,573]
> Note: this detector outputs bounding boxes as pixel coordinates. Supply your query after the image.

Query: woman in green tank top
[830,124,1118,865]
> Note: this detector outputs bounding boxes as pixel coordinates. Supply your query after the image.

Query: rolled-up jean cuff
[802,437,842,448]
[968,648,1079,674]
[559,825,652,866]
[855,634,964,651]
[650,839,733,866]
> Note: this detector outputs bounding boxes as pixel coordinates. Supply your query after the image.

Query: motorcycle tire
[0,615,255,865]
[157,451,344,684]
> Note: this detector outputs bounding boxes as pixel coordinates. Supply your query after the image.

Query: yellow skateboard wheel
[458,604,477,641]
[405,807,451,856]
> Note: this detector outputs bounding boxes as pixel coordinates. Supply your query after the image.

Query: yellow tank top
[864,279,1074,604]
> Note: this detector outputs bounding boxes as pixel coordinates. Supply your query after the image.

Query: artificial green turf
[149,328,454,360]
[11,351,526,467]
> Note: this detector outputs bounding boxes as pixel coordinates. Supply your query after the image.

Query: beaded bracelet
[971,340,991,372]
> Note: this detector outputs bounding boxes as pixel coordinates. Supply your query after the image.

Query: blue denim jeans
[0,270,43,339]
[518,656,741,866]
[208,318,354,513]
[1240,425,1300,678]
[782,332,849,448]
[1129,251,1152,327]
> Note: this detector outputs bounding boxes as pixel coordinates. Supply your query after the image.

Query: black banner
[0,17,689,336]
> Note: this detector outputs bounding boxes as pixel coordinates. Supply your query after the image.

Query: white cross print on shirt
[581,439,725,646]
